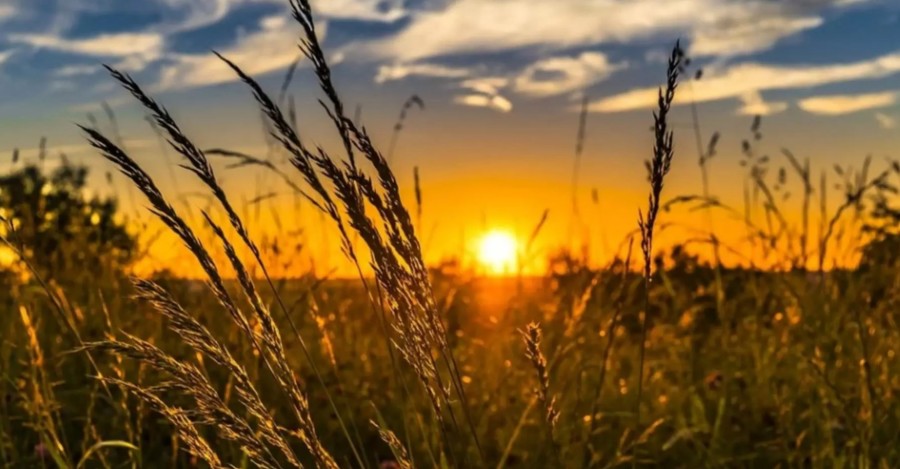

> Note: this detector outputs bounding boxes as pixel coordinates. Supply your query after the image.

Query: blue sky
[1,0,899,270]
[0,0,898,117]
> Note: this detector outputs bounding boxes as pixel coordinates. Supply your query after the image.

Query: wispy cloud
[154,0,246,33]
[0,0,399,87]
[0,4,15,22]
[157,15,307,90]
[460,77,510,96]
[7,31,165,73]
[54,64,99,77]
[153,0,407,30]
[375,62,473,83]
[9,32,164,58]
[590,50,900,113]
[0,50,15,67]
[737,91,788,116]
[310,0,407,22]
[875,112,896,129]
[368,0,854,62]
[689,3,823,57]
[455,77,513,112]
[798,91,897,115]
[513,52,625,97]
[454,94,513,113]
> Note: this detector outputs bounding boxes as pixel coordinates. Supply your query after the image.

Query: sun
[477,230,518,275]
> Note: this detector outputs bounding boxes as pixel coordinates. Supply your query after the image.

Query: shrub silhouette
[0,164,135,282]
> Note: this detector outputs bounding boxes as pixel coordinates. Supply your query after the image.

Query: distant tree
[860,234,900,270]
[0,164,136,282]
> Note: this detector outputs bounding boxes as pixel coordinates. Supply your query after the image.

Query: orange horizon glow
[123,197,877,280]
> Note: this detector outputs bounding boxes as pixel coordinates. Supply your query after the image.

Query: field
[2,1,900,468]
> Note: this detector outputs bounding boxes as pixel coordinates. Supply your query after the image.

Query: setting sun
[477,230,519,275]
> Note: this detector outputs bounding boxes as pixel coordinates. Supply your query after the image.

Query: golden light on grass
[477,229,518,275]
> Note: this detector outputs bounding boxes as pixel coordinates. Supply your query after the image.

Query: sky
[0,0,899,275]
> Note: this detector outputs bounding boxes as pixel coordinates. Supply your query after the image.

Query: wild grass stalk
[17,305,70,467]
[70,0,489,463]
[635,41,683,429]
[782,149,812,268]
[9,148,18,171]
[582,238,634,467]
[219,3,484,458]
[819,159,889,272]
[278,54,304,106]
[518,209,549,281]
[387,95,425,164]
[80,123,342,466]
[0,218,114,400]
[371,421,414,469]
[571,94,589,256]
[93,61,365,465]
[414,166,423,237]
[212,51,426,465]
[521,322,559,444]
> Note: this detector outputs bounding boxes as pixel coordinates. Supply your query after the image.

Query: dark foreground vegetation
[3,1,900,467]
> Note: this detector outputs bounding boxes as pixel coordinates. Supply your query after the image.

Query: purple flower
[34,442,48,460]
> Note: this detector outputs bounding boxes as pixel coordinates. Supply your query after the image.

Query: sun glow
[477,230,518,275]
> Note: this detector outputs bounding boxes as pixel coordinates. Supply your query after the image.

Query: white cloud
[375,62,473,83]
[590,50,900,113]
[155,0,407,29]
[154,0,243,33]
[0,50,15,66]
[460,77,510,96]
[737,91,787,116]
[8,31,164,72]
[9,32,164,58]
[48,80,77,93]
[0,4,15,22]
[454,94,513,113]
[157,15,312,90]
[689,3,823,57]
[310,0,407,22]
[797,91,897,115]
[55,64,99,77]
[514,52,625,97]
[367,0,854,62]
[455,77,513,112]
[875,112,896,129]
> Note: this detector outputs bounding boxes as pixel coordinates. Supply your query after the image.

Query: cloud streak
[513,52,625,97]
[798,91,897,115]
[375,62,473,83]
[368,0,855,62]
[310,0,407,22]
[737,91,788,116]
[9,32,164,58]
[454,94,513,113]
[590,50,900,113]
[875,112,896,129]
[0,4,15,22]
[455,77,513,112]
[157,15,309,90]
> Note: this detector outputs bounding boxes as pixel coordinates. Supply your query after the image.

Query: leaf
[710,396,727,451]
[76,441,139,469]
[662,427,697,451]
[690,394,709,432]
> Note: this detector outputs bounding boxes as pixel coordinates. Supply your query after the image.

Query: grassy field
[3,1,900,468]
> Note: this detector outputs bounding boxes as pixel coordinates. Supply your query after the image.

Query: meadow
[3,0,900,468]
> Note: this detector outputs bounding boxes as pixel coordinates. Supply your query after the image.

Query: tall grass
[636,41,683,429]
[4,0,900,467]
